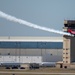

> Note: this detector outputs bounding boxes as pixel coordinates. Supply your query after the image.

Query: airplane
[67,29,75,36]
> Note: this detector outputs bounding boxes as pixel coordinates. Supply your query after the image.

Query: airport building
[0,36,63,66]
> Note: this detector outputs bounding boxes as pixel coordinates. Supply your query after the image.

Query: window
[66,61,68,63]
[8,53,10,55]
[66,48,68,50]
[66,53,68,54]
[51,54,53,56]
[66,57,68,59]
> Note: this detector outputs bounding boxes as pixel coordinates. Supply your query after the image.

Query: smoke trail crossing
[0,11,71,36]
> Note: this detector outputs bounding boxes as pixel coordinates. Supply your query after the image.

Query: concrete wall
[70,37,75,62]
[63,36,75,63]
[63,36,71,64]
[70,64,75,69]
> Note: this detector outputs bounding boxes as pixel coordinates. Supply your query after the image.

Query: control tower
[63,20,75,68]
[56,20,75,69]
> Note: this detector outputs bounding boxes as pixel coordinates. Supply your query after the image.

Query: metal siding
[0,49,62,63]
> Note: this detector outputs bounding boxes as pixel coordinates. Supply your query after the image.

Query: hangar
[0,36,63,66]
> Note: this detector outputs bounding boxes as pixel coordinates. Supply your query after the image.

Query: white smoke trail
[0,11,71,36]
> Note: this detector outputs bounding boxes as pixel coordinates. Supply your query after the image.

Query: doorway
[64,66,67,69]
[60,64,63,68]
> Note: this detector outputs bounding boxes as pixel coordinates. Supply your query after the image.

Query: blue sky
[0,0,75,36]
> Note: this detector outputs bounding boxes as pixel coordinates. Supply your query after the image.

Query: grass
[0,67,75,73]
[0,67,75,75]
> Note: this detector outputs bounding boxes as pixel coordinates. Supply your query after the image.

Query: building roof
[64,20,75,25]
[0,36,63,42]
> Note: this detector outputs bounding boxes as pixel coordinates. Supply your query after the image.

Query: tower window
[66,48,68,50]
[66,61,68,63]
[66,53,68,54]
[66,57,68,59]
